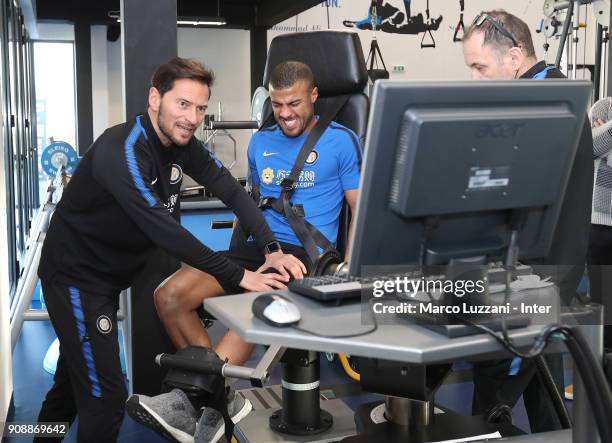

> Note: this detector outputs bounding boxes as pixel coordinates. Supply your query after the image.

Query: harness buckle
[257,196,273,209]
[280,178,296,191]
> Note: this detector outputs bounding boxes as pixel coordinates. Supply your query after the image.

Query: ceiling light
[108,9,226,27]
[178,18,227,26]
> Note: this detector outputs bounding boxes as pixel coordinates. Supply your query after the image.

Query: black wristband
[264,241,282,255]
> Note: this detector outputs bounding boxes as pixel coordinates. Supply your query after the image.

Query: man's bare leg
[215,330,255,365]
[154,265,255,364]
[128,266,254,437]
[155,266,223,349]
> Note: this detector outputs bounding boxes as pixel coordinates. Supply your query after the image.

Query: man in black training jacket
[35,57,304,443]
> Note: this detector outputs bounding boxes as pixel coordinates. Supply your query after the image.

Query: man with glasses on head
[465,10,562,80]
[462,9,593,432]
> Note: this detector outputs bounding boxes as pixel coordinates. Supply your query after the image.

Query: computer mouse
[252,293,301,327]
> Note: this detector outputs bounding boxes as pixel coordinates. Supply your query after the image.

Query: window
[33,41,76,200]
[1,0,38,298]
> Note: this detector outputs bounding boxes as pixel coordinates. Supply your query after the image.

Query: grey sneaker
[126,389,198,443]
[194,407,224,443]
[227,388,252,424]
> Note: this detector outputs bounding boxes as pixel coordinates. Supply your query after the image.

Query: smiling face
[269,80,318,138]
[148,78,209,146]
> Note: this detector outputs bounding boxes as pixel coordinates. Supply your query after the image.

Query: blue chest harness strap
[256,95,350,267]
[532,65,556,80]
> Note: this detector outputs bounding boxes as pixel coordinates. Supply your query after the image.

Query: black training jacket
[521,61,594,303]
[38,112,275,295]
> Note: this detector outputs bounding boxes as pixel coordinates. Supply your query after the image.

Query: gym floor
[7,209,567,442]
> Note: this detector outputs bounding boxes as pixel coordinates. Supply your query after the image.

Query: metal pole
[270,350,333,435]
[22,310,49,321]
[604,29,609,97]
[607,0,612,95]
[572,306,603,443]
[384,396,433,427]
[552,1,573,12]
[9,183,54,318]
[24,205,43,251]
[572,0,581,79]
[9,233,41,320]
[10,242,42,350]
[555,1,575,68]
[594,24,604,100]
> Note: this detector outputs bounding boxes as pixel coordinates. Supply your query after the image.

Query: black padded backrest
[261,31,369,257]
[315,95,369,146]
[261,31,369,143]
[263,31,368,97]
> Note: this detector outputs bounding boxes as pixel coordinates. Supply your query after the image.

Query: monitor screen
[348,80,591,276]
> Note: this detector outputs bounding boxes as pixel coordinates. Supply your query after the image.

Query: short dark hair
[269,61,314,90]
[465,10,536,58]
[151,57,215,97]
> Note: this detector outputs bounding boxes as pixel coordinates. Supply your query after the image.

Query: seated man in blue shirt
[127,61,361,442]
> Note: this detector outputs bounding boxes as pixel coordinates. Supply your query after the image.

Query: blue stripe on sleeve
[136,115,149,140]
[68,287,102,398]
[124,121,156,207]
[208,149,224,168]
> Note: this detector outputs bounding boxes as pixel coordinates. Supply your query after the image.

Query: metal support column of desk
[236,347,357,442]
[269,349,332,435]
[205,288,603,443]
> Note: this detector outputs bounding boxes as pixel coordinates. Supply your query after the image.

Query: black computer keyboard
[288,272,424,302]
[288,264,533,302]
[288,275,372,301]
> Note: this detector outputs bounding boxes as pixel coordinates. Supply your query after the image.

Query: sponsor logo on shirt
[305,150,318,165]
[263,151,279,157]
[165,193,179,213]
[275,169,316,189]
[261,167,275,185]
[170,164,183,184]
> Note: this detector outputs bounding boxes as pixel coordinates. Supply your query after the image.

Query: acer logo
[475,123,524,139]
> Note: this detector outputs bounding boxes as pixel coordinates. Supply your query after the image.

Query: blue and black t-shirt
[248,121,362,248]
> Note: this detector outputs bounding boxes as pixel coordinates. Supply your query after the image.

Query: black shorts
[219,241,311,294]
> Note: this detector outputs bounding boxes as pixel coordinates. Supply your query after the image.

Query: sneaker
[565,384,573,401]
[227,388,252,424]
[126,389,198,443]
[194,407,224,443]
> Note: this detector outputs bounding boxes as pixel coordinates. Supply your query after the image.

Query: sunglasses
[472,12,519,48]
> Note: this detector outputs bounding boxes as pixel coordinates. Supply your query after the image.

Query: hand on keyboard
[261,267,295,283]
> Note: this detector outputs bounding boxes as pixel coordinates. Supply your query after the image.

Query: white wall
[269,0,599,80]
[91,27,124,140]
[91,27,252,177]
[89,1,601,178]
[91,26,110,139]
[178,28,252,177]
[36,23,74,41]
[107,37,124,128]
